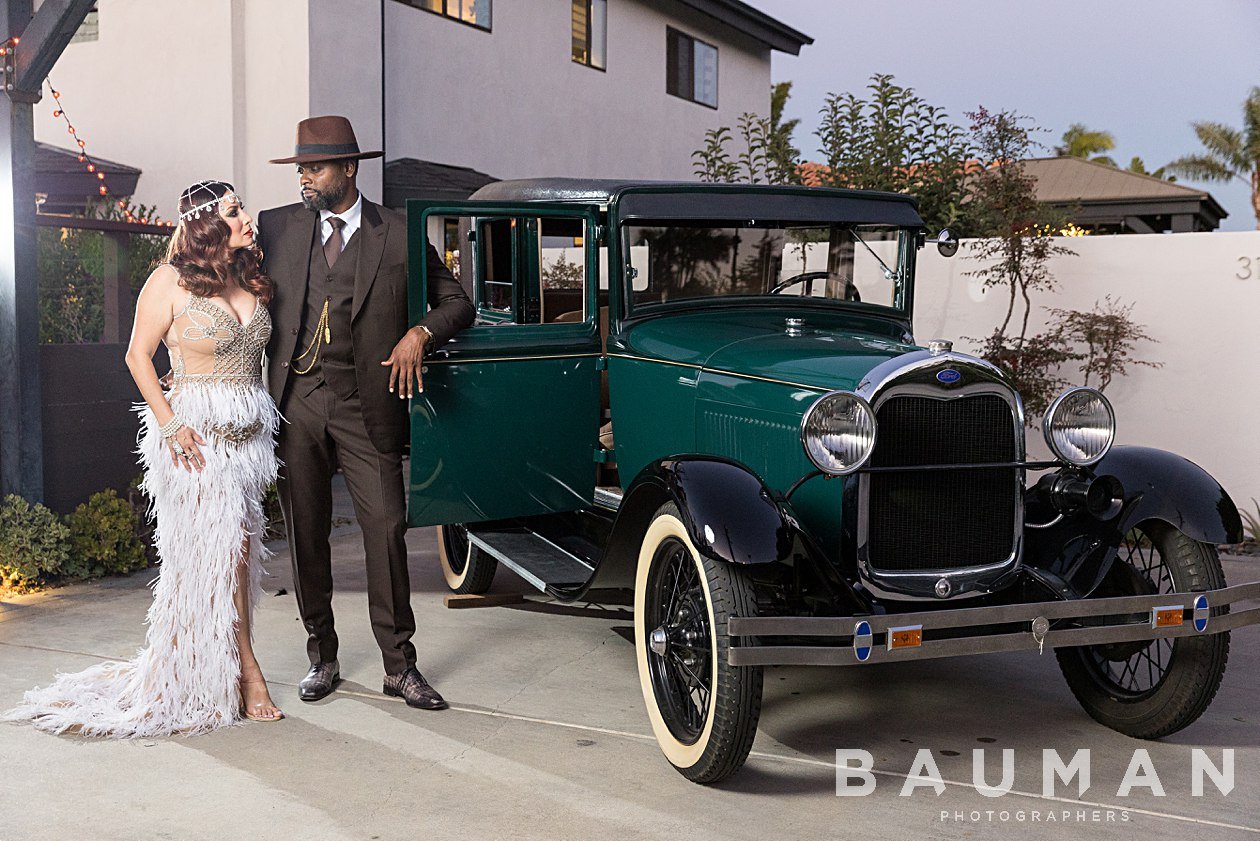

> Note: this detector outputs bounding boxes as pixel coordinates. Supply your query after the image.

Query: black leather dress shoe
[383,666,448,710]
[298,660,340,701]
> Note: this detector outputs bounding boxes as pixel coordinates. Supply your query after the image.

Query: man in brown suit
[259,116,474,710]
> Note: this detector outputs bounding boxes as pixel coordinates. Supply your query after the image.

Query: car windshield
[624,222,910,312]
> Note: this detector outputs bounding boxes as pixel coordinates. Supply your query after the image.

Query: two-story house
[34,0,810,218]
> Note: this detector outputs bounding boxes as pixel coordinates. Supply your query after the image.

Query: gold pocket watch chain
[292,296,331,375]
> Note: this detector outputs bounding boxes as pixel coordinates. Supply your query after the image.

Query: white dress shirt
[319,191,363,251]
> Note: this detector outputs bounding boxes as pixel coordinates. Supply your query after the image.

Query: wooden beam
[12,0,95,96]
[0,0,42,501]
[35,212,172,236]
[100,230,130,343]
[1170,213,1196,234]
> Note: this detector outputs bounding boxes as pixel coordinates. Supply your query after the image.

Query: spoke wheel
[437,524,498,595]
[634,503,762,784]
[645,537,713,744]
[1055,521,1230,739]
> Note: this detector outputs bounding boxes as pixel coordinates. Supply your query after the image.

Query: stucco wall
[914,230,1260,509]
[308,0,383,198]
[380,0,772,181]
[34,0,310,220]
[237,0,313,211]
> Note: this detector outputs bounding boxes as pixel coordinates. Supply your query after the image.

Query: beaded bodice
[167,293,270,381]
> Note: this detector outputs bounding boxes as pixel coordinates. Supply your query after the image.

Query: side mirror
[935,229,959,258]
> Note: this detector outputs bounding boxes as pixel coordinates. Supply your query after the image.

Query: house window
[409,0,491,31]
[70,7,99,44]
[666,27,717,108]
[571,0,607,70]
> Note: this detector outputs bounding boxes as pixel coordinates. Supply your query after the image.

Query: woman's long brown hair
[165,181,273,303]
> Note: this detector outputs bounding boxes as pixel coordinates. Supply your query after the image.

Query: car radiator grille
[866,393,1017,572]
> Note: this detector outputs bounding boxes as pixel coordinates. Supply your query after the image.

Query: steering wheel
[768,271,830,296]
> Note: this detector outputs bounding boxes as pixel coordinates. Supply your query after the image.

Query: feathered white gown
[4,293,279,737]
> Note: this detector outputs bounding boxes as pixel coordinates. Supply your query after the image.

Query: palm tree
[1126,156,1175,181]
[1165,87,1260,229]
[1056,124,1118,167]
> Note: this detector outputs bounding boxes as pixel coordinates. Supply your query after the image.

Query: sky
[743,0,1259,231]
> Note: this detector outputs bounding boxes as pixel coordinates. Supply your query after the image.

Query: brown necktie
[324,217,345,267]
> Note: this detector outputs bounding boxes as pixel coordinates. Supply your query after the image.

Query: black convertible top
[468,179,924,227]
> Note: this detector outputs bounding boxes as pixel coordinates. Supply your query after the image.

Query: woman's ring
[172,442,185,455]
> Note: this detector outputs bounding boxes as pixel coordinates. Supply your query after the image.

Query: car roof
[469,179,924,226]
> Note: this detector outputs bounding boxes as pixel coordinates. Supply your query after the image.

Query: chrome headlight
[1043,387,1115,466]
[801,391,877,475]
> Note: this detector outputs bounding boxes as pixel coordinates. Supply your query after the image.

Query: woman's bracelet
[158,416,185,440]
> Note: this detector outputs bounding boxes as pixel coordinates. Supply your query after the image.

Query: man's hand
[381,326,431,399]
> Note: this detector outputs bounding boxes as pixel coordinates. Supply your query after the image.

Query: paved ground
[1,480,1257,841]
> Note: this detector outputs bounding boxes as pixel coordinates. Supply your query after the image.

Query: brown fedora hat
[269,115,383,164]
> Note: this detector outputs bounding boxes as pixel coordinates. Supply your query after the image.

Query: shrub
[0,494,71,589]
[1046,296,1162,391]
[1240,499,1260,548]
[65,489,148,578]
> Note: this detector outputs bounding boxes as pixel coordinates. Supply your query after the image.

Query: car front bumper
[727,580,1260,666]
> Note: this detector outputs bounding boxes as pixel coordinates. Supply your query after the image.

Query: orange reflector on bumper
[1151,605,1184,629]
[888,625,923,650]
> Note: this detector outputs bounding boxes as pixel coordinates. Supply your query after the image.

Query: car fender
[1097,446,1242,544]
[582,456,795,594]
[1024,445,1242,596]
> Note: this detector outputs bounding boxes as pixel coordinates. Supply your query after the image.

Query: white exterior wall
[380,0,772,181]
[308,0,383,198]
[34,0,310,220]
[914,231,1260,509]
[236,0,313,211]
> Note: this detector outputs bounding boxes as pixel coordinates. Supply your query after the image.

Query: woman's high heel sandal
[239,678,284,722]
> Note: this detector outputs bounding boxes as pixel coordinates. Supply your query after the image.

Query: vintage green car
[406,180,1258,784]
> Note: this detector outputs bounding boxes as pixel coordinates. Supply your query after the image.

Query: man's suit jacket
[258,198,474,453]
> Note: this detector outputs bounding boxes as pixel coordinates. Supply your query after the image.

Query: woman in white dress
[5,181,284,735]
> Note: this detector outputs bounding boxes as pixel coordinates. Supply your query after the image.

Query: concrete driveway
[1,495,1257,840]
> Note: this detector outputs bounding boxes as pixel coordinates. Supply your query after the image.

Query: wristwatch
[417,325,435,346]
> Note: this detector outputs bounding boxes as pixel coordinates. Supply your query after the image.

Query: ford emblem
[936,369,961,384]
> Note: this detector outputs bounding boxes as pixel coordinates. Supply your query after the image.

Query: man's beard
[302,181,347,212]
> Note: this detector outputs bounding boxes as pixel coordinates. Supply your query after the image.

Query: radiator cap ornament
[927,339,953,356]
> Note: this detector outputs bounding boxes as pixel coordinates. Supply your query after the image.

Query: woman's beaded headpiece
[179,180,239,221]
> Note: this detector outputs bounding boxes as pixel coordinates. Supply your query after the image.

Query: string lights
[44,78,173,227]
[0,36,17,92]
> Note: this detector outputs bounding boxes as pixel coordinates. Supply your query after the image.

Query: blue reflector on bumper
[854,620,872,662]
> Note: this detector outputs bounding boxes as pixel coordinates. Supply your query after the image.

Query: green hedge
[0,495,71,588]
[66,489,148,578]
[0,488,146,591]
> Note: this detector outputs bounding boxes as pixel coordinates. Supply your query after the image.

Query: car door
[407,200,603,527]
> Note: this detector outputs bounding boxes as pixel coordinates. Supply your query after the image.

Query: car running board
[466,526,596,597]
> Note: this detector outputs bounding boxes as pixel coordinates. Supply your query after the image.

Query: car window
[440,214,594,326]
[623,222,908,313]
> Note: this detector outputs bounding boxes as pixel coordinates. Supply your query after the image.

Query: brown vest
[293,221,362,398]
